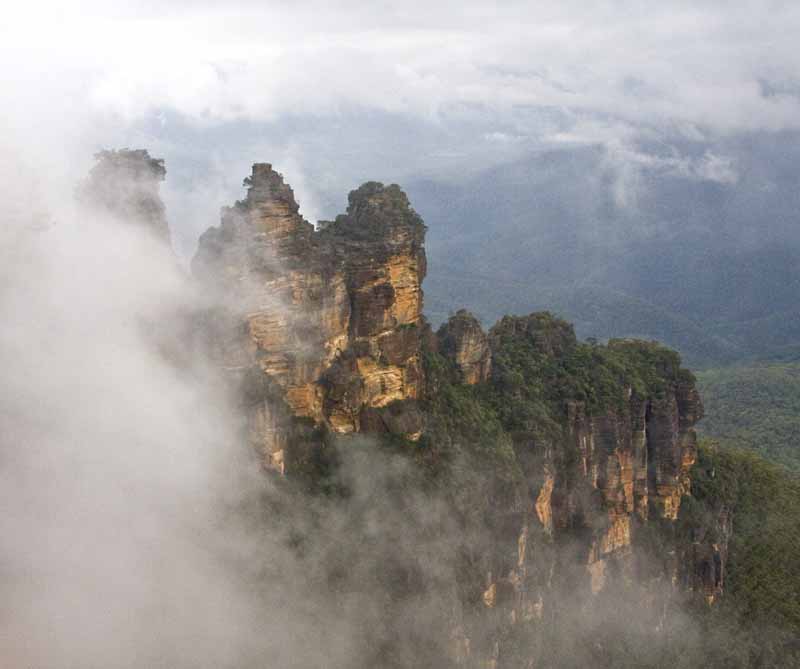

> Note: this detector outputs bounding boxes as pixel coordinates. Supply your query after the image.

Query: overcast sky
[3,1,800,254]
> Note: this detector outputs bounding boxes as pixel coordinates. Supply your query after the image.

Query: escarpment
[64,148,794,666]
[422,312,716,665]
[192,164,427,470]
[191,162,727,667]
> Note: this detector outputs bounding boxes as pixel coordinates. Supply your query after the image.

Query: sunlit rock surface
[193,165,426,468]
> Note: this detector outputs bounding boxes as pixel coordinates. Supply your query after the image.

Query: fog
[0,158,471,667]
[0,164,263,665]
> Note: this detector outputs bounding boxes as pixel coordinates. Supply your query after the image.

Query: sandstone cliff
[66,150,778,667]
[190,163,726,667]
[437,309,492,385]
[424,312,716,666]
[192,165,426,471]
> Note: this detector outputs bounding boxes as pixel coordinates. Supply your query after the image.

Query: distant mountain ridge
[408,136,800,366]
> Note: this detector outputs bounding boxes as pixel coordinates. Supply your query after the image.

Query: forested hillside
[696,363,800,471]
[676,440,800,665]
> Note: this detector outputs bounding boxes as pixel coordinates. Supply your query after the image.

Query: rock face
[680,506,730,605]
[191,163,725,667]
[562,378,702,594]
[192,165,427,469]
[426,314,712,666]
[484,317,702,593]
[437,309,492,384]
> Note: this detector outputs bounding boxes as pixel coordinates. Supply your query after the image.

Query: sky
[3,1,800,256]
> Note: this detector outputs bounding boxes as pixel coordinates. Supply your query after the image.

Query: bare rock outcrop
[437,309,492,384]
[192,165,427,469]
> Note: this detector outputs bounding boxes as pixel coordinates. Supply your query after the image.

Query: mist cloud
[10,1,800,137]
[0,154,472,668]
[6,2,800,152]
[4,1,799,265]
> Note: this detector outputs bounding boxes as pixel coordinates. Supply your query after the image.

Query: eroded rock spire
[193,163,428,471]
[79,148,170,243]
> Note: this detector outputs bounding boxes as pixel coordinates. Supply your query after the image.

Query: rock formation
[192,165,426,470]
[79,148,170,242]
[426,313,711,665]
[191,162,725,667]
[67,150,752,667]
[193,161,704,532]
[437,309,492,384]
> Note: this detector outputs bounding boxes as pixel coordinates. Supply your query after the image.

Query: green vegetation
[421,315,800,665]
[418,313,695,516]
[696,362,800,470]
[283,309,800,667]
[421,312,692,452]
[419,316,800,666]
[676,439,800,665]
[424,278,742,368]
[531,439,800,667]
[487,313,692,425]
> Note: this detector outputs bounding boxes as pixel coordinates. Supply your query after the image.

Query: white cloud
[5,1,800,136]
[1,0,797,246]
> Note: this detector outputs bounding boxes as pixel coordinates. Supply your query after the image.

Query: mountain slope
[408,135,800,366]
[697,362,800,471]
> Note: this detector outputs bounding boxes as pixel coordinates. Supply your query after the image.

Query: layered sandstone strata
[192,165,427,469]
